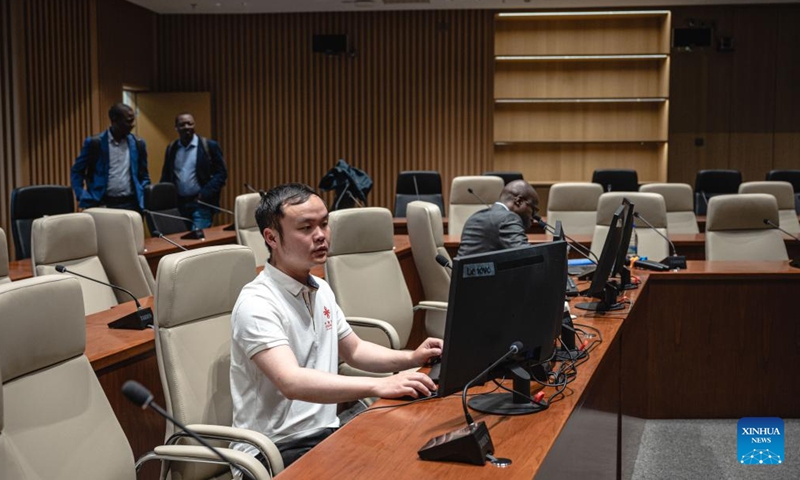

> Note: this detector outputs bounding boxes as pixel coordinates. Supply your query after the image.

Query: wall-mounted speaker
[312,34,348,55]
[672,27,712,49]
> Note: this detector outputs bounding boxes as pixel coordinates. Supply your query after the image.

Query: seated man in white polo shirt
[231,183,442,473]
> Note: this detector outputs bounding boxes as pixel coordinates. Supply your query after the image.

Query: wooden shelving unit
[494,10,671,184]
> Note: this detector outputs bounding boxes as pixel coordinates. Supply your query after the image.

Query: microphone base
[661,255,687,270]
[418,421,493,466]
[180,229,205,240]
[108,307,154,330]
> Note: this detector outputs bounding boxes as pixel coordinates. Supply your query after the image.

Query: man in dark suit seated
[457,179,539,257]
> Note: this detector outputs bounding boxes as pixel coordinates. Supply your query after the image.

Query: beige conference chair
[235,192,270,267]
[30,212,118,314]
[448,175,504,238]
[326,207,415,355]
[546,182,604,236]
[705,193,788,261]
[406,201,450,339]
[153,244,282,480]
[639,183,700,234]
[0,228,9,284]
[86,207,155,300]
[0,275,270,480]
[590,192,669,262]
[739,181,800,236]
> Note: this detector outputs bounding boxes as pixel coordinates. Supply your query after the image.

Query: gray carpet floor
[632,419,799,480]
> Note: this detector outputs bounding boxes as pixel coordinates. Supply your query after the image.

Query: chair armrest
[137,445,271,479]
[413,300,448,312]
[345,316,401,349]
[166,424,284,476]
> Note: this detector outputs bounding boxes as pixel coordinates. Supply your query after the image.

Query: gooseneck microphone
[418,342,524,466]
[196,200,234,215]
[535,215,598,264]
[763,219,800,268]
[151,230,189,251]
[435,254,452,270]
[466,188,490,208]
[244,182,259,194]
[763,218,800,242]
[632,211,687,269]
[143,209,205,240]
[55,265,153,329]
[122,381,242,473]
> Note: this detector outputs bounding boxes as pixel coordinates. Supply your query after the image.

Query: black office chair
[483,171,524,185]
[694,169,742,216]
[143,183,192,235]
[591,169,639,193]
[766,170,800,214]
[394,170,445,218]
[9,185,74,260]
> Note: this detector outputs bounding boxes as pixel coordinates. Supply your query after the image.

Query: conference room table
[278,259,800,479]
[12,226,800,479]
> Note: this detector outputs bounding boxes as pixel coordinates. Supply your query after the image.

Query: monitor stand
[574,282,624,312]
[618,266,638,291]
[468,374,546,416]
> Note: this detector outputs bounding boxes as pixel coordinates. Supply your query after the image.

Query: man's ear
[264,228,279,249]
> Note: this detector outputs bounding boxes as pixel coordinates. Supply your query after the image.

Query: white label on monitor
[463,262,496,278]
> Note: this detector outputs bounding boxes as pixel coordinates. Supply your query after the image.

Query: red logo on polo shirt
[323,306,332,330]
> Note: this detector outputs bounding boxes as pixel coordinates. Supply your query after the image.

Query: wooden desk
[143,225,237,273]
[87,297,165,480]
[278,260,800,479]
[442,233,799,261]
[278,289,633,480]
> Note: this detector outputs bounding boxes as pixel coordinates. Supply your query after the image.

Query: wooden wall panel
[0,0,16,240]
[0,0,96,249]
[667,4,800,186]
[156,11,494,214]
[96,0,156,112]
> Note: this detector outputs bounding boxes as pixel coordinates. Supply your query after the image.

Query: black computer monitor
[575,204,626,312]
[612,198,636,289]
[437,240,568,415]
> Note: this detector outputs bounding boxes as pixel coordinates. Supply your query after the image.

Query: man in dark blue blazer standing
[160,112,228,229]
[457,179,539,257]
[70,103,150,212]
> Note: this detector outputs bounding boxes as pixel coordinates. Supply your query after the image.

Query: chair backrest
[394,171,445,217]
[639,183,700,234]
[325,207,413,349]
[547,182,604,236]
[590,192,669,261]
[0,276,136,479]
[154,245,256,480]
[235,192,270,266]
[31,213,118,314]
[144,183,191,235]
[592,169,639,192]
[0,228,9,285]
[694,169,742,215]
[766,169,800,214]
[448,176,504,237]
[705,193,788,261]
[86,208,155,300]
[9,185,74,260]
[739,181,800,235]
[483,171,524,185]
[406,201,450,338]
